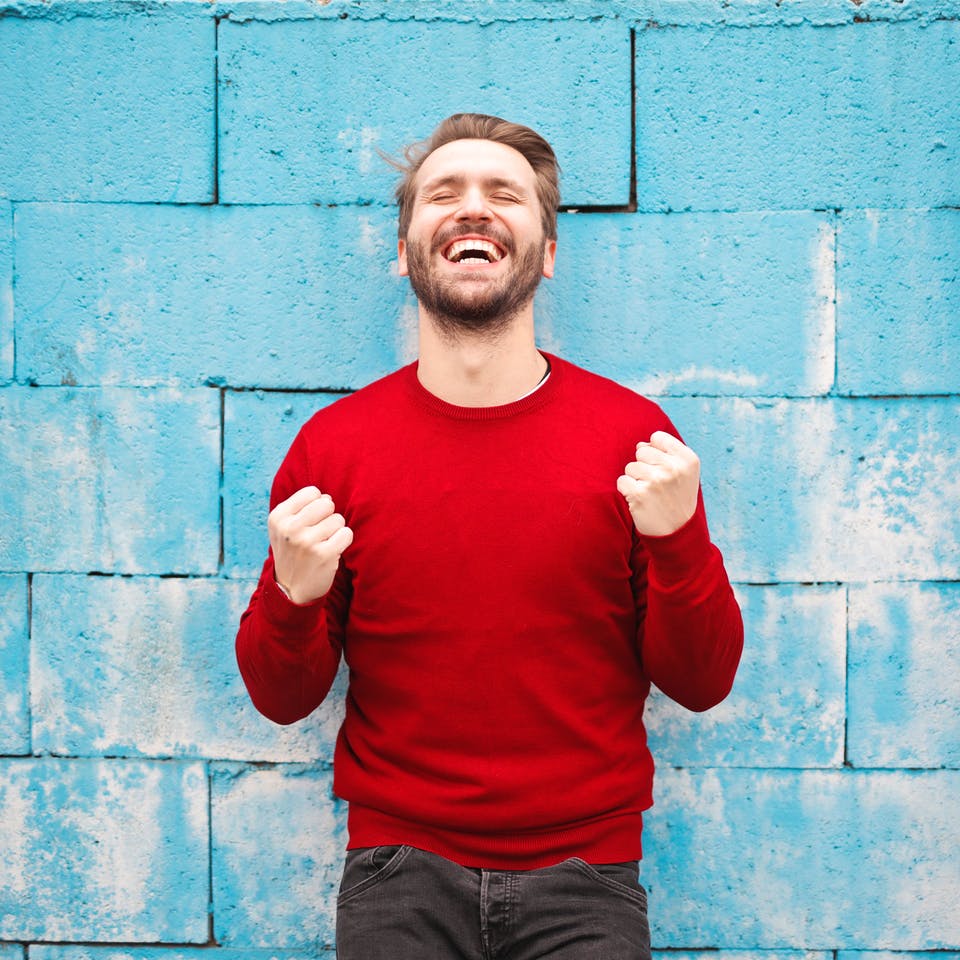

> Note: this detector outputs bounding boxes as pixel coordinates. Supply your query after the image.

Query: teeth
[445,238,503,263]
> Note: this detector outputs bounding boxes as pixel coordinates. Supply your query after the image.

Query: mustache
[432,224,512,255]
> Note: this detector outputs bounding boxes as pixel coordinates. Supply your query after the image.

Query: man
[236,113,743,959]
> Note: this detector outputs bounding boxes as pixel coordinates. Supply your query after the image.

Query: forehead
[414,138,538,192]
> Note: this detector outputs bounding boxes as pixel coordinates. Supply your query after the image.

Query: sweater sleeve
[234,428,350,725]
[632,490,744,713]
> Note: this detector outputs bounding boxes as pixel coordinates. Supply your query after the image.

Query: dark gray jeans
[336,844,651,960]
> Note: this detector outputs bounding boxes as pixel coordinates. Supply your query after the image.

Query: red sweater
[236,355,743,869]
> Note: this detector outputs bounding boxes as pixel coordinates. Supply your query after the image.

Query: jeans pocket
[568,858,648,906]
[338,845,410,904]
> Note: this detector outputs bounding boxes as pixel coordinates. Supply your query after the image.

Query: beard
[404,226,547,342]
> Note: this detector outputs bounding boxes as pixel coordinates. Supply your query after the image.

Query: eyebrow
[419,174,530,197]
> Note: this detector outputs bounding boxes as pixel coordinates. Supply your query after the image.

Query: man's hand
[616,431,700,537]
[268,486,353,605]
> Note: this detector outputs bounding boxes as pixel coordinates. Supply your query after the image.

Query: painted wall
[1,0,959,954]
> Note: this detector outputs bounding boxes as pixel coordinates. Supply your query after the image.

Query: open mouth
[442,238,506,265]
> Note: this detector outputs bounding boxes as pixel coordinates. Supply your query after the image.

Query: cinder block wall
[1,0,958,954]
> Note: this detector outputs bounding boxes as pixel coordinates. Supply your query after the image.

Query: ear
[541,239,557,280]
[397,237,409,277]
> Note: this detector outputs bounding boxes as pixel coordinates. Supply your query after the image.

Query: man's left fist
[617,430,700,537]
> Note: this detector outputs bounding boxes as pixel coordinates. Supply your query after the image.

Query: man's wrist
[274,576,295,602]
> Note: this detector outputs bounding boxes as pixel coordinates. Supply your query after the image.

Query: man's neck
[416,308,548,408]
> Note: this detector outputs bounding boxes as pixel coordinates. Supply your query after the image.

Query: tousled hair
[389,113,560,240]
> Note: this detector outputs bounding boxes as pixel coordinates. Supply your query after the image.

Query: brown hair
[390,113,560,241]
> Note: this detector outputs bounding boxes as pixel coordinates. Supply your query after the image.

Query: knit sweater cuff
[261,563,327,632]
[641,509,715,587]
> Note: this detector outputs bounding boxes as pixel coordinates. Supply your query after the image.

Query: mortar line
[225,384,355,395]
[0,750,946,773]
[213,17,221,205]
[9,201,17,383]
[843,582,852,768]
[14,940,221,950]
[219,387,226,572]
[26,571,33,755]
[207,760,218,945]
[14,570,257,581]
[832,208,840,396]
[629,25,637,211]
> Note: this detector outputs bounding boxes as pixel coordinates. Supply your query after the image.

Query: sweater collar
[405,352,562,421]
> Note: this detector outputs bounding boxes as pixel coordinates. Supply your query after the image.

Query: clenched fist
[616,431,700,537]
[268,486,353,605]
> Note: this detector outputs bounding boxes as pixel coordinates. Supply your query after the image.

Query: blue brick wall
[1,0,958,954]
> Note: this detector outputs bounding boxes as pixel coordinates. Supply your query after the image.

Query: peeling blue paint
[848,582,960,768]
[646,585,847,768]
[0,200,12,381]
[641,770,960,947]
[0,16,214,203]
[29,574,345,761]
[0,574,30,753]
[14,204,406,389]
[0,759,209,942]
[838,209,960,395]
[218,18,630,206]
[634,21,960,212]
[0,387,220,573]
[212,765,348,948]
[539,211,835,396]
[224,392,343,575]
[667,397,960,582]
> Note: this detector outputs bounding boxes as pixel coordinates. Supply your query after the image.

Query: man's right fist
[268,486,353,605]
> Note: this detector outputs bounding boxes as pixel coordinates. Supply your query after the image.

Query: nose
[455,186,492,222]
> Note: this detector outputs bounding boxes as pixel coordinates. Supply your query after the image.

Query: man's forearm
[638,510,744,712]
[235,561,342,725]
